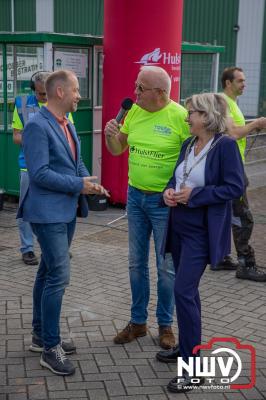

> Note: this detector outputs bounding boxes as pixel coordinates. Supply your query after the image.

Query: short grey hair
[140,66,171,96]
[185,93,228,133]
[45,70,76,98]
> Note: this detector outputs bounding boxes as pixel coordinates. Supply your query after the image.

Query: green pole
[2,44,7,131]
[1,44,8,190]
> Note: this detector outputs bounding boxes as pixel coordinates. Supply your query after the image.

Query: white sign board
[0,56,43,80]
[54,51,87,78]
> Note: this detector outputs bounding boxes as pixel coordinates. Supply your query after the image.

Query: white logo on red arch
[135,48,180,66]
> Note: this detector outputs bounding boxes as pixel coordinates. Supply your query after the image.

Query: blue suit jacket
[162,133,245,266]
[18,106,89,223]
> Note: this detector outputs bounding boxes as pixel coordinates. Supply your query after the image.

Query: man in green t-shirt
[213,67,266,281]
[104,66,190,349]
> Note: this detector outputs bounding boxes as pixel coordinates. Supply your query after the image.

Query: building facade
[1,0,265,116]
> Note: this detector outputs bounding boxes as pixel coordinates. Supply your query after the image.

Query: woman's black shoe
[167,376,205,393]
[156,345,179,363]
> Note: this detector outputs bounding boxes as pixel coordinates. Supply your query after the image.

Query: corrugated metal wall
[259,4,266,116]
[14,0,36,31]
[236,0,265,116]
[182,0,239,64]
[54,0,104,35]
[0,0,11,30]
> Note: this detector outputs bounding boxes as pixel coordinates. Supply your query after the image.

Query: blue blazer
[18,106,89,223]
[162,133,245,266]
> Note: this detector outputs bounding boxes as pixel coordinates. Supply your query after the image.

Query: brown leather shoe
[113,322,147,344]
[159,326,175,349]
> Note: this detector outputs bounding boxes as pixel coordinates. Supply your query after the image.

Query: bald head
[140,66,171,96]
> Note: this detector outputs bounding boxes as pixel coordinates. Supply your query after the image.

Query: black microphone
[115,98,134,123]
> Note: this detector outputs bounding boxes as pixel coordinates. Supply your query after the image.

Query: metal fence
[180,59,266,119]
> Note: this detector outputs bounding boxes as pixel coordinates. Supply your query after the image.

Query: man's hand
[227,116,266,140]
[81,176,110,197]
[256,117,266,130]
[104,119,120,139]
[104,119,128,155]
[13,129,22,145]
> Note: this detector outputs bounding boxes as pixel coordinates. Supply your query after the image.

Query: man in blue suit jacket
[19,70,108,376]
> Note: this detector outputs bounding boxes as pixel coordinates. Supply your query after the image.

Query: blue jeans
[31,219,76,350]
[127,186,175,326]
[18,171,34,254]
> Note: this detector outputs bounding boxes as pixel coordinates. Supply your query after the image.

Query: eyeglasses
[135,82,164,93]
[36,91,46,96]
[187,109,204,117]
[187,110,198,117]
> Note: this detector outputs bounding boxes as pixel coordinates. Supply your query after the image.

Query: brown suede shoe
[114,322,147,344]
[159,326,175,349]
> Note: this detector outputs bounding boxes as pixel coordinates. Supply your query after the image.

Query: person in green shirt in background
[213,66,266,281]
[104,66,190,349]
[12,71,50,265]
[12,71,74,266]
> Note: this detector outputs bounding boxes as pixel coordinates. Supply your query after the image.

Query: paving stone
[9,377,45,386]
[135,365,157,379]
[46,375,66,391]
[109,346,128,360]
[224,393,250,399]
[7,364,25,379]
[110,397,147,400]
[100,366,134,373]
[120,372,141,386]
[7,340,23,352]
[28,384,47,399]
[48,391,87,399]
[83,372,120,382]
[79,360,99,374]
[0,371,6,385]
[186,394,226,400]
[2,191,266,399]
[166,392,188,400]
[94,354,114,366]
[105,380,126,396]
[0,385,26,394]
[126,386,164,395]
[239,387,266,399]
[8,394,28,400]
[67,382,104,391]
[88,389,109,400]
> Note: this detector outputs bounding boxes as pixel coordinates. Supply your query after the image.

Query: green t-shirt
[223,93,246,161]
[120,101,190,191]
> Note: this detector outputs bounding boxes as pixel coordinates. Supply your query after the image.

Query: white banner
[0,56,43,80]
[54,51,87,78]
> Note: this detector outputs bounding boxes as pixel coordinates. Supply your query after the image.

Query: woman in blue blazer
[156,93,245,393]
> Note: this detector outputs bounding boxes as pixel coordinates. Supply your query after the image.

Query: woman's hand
[163,188,178,207]
[173,186,193,205]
